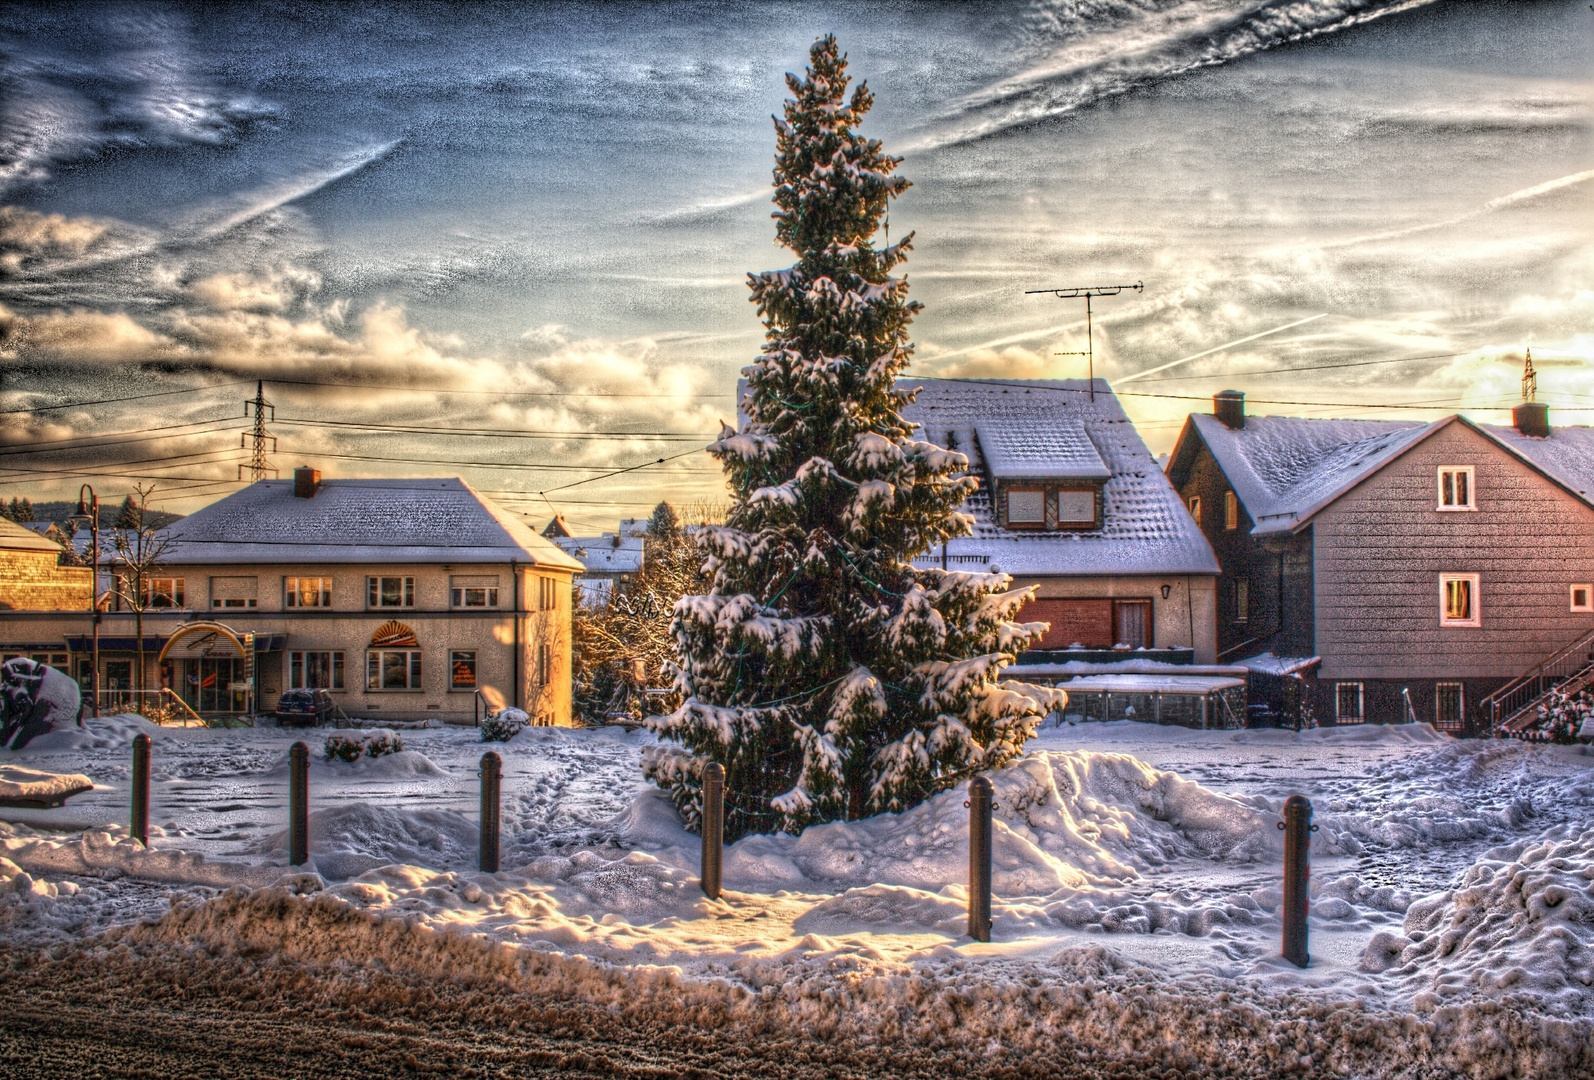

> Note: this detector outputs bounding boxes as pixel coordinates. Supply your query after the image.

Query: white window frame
[1335,682,1365,724]
[1437,466,1476,511]
[1439,573,1481,627]
[1187,495,1202,527]
[1006,487,1046,526]
[143,577,185,609]
[451,586,500,608]
[1224,490,1239,531]
[1572,585,1594,613]
[289,650,345,691]
[285,576,332,608]
[367,576,416,609]
[366,649,422,691]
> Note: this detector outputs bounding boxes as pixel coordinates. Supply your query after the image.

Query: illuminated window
[1187,495,1201,527]
[1440,573,1480,627]
[143,577,185,609]
[450,651,478,690]
[1225,491,1238,530]
[286,577,332,608]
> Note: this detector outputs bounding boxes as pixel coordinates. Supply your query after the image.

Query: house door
[185,658,247,713]
[104,660,133,710]
[1114,601,1152,650]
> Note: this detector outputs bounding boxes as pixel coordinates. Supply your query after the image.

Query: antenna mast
[1025,281,1144,400]
[240,380,278,481]
[1522,348,1536,404]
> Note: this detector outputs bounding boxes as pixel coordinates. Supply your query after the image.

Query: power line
[0,417,247,458]
[273,416,716,441]
[296,449,718,473]
[0,381,250,415]
[1130,350,1473,384]
[266,377,736,400]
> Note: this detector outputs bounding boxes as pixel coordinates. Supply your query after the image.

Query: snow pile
[263,803,477,880]
[0,764,92,803]
[0,820,283,889]
[722,750,1278,896]
[2,711,160,754]
[1365,823,1594,1016]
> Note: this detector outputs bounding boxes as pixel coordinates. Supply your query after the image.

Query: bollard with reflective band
[967,776,993,942]
[289,741,309,867]
[701,762,724,900]
[479,751,502,873]
[130,734,150,847]
[1279,794,1315,968]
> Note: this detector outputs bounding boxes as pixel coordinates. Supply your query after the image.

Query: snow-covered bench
[0,766,93,810]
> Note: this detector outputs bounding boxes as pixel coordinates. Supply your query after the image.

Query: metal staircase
[1479,626,1594,736]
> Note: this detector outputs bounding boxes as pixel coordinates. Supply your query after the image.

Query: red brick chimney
[294,467,321,498]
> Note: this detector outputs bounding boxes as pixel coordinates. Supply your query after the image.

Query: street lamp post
[72,485,101,720]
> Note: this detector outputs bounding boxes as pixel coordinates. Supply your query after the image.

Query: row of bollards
[123,737,1311,959]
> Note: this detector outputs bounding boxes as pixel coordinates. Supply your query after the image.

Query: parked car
[275,688,335,727]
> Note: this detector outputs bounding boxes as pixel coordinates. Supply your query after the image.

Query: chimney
[1513,349,1549,437]
[1514,402,1550,438]
[1214,389,1245,430]
[293,467,321,498]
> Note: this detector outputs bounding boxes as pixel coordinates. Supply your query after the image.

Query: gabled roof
[1170,410,1594,536]
[1170,413,1434,535]
[898,378,1219,577]
[161,478,583,569]
[974,417,1111,481]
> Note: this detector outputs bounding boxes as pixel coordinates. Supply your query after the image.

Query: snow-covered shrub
[324,731,404,761]
[644,38,1061,841]
[1536,689,1591,744]
[480,709,527,742]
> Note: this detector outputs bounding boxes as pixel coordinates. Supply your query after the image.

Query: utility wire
[273,416,716,440]
[0,417,248,457]
[0,381,250,415]
[297,449,718,473]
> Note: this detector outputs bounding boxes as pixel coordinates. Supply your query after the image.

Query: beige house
[0,519,92,676]
[0,470,582,725]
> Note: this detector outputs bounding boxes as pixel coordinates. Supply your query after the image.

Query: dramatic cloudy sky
[1,1,1590,530]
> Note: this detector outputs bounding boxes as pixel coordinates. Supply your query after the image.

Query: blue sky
[1,1,1590,531]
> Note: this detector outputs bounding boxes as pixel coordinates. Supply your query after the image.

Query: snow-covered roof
[1009,661,1249,678]
[1178,413,1434,536]
[1038,673,1246,694]
[1235,653,1322,677]
[899,378,1219,577]
[974,417,1111,482]
[0,518,64,554]
[550,534,646,575]
[1478,423,1594,502]
[160,478,584,569]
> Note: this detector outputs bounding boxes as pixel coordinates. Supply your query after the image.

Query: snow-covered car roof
[898,378,1219,577]
[158,477,584,568]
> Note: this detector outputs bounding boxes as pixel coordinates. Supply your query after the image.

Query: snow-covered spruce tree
[643,36,1062,841]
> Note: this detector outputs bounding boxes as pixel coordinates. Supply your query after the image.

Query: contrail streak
[1117,314,1328,384]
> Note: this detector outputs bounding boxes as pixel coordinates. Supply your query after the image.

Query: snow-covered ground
[3,715,1591,1076]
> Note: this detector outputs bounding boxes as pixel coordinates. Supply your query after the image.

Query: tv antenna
[1025,281,1143,400]
[240,379,279,482]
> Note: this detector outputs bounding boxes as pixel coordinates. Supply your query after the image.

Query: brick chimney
[1214,390,1245,430]
[294,467,321,498]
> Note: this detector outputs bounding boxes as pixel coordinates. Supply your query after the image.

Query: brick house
[1166,390,1594,731]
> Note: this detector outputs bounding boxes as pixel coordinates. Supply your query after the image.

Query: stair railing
[1479,625,1594,734]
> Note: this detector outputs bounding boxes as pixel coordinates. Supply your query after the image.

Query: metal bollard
[967,776,993,942]
[701,762,724,900]
[1279,794,1315,968]
[289,741,309,867]
[130,734,150,847]
[479,751,502,873]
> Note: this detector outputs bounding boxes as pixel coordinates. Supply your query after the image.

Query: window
[1113,600,1151,650]
[1007,488,1045,525]
[1235,579,1249,624]
[286,577,332,608]
[1225,491,1239,531]
[143,577,184,608]
[536,642,552,685]
[1335,682,1364,725]
[1056,489,1095,526]
[450,650,478,690]
[210,576,257,609]
[1438,466,1476,511]
[1436,682,1465,730]
[1573,585,1593,613]
[1187,495,1202,527]
[367,576,415,608]
[451,576,500,608]
[367,650,422,690]
[1440,573,1480,627]
[537,576,559,611]
[290,651,344,690]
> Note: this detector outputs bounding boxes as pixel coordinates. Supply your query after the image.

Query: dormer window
[976,419,1110,533]
[1438,466,1475,511]
[1057,489,1095,525]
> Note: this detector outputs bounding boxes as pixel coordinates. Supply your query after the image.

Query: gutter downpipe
[512,559,521,711]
